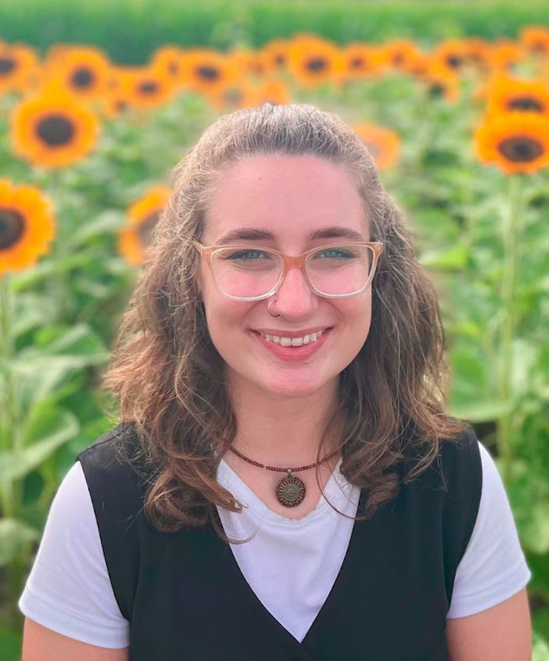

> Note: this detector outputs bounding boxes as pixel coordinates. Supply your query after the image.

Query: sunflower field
[1,10,549,659]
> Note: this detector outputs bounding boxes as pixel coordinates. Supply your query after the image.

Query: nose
[271,265,319,320]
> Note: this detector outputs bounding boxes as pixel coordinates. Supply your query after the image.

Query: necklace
[228,446,340,508]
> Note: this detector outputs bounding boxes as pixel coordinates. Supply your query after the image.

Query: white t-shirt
[18,441,531,648]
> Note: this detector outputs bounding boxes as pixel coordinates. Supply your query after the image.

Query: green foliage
[1,27,548,653]
[0,0,548,62]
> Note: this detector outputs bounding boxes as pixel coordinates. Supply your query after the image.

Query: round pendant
[275,471,306,508]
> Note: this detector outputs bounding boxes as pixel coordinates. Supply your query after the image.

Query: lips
[250,328,332,360]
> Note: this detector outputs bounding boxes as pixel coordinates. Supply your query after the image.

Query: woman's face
[198,154,373,400]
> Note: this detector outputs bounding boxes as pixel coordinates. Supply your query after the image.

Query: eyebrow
[215,226,366,245]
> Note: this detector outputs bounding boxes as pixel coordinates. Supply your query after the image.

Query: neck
[227,376,342,467]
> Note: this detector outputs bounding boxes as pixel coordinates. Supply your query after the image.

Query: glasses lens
[306,245,374,296]
[212,248,282,299]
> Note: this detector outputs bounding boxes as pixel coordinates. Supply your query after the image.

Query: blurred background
[1,0,549,658]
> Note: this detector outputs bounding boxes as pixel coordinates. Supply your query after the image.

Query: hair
[103,103,467,541]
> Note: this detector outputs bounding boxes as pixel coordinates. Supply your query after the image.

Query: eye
[222,249,274,262]
[313,247,355,260]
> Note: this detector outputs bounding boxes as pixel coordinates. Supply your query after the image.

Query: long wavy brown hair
[103,103,467,541]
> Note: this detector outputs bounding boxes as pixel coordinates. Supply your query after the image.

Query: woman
[20,104,532,660]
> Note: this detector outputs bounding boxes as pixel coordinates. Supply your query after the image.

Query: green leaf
[0,518,40,567]
[0,409,79,487]
[533,630,549,661]
[420,244,469,270]
[0,619,22,661]
[66,210,124,249]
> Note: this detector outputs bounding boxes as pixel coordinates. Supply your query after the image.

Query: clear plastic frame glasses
[193,241,384,301]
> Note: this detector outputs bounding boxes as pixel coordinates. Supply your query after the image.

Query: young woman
[20,104,532,660]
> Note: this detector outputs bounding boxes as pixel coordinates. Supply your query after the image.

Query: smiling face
[198,154,373,401]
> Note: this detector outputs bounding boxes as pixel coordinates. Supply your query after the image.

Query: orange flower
[122,66,177,109]
[0,43,40,94]
[475,112,549,174]
[119,187,171,265]
[11,90,100,169]
[382,40,425,74]
[343,43,386,80]
[0,179,55,276]
[520,26,549,56]
[251,79,291,106]
[42,46,112,100]
[485,75,549,116]
[286,35,346,88]
[259,39,290,73]
[354,124,401,170]
[149,45,187,87]
[180,49,240,95]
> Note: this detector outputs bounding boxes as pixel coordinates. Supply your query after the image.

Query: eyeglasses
[193,241,384,301]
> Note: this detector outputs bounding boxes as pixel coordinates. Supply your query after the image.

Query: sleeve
[18,460,130,649]
[446,441,532,618]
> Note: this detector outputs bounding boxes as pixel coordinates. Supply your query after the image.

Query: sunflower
[229,48,265,78]
[486,75,549,116]
[179,49,240,96]
[251,79,291,106]
[149,45,187,87]
[0,43,40,94]
[11,91,100,169]
[520,26,549,56]
[286,35,346,89]
[343,43,385,80]
[353,124,401,170]
[475,112,549,174]
[382,40,425,74]
[421,63,461,102]
[0,179,55,276]
[205,78,258,112]
[489,39,526,73]
[118,187,171,266]
[121,66,177,109]
[259,39,290,74]
[43,46,112,100]
[431,39,473,72]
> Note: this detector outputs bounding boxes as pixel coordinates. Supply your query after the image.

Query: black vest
[77,423,482,661]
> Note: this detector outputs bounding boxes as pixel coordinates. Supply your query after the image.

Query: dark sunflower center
[532,41,549,54]
[137,212,160,246]
[36,114,75,147]
[306,58,327,72]
[71,67,95,89]
[498,136,544,162]
[139,81,159,95]
[429,83,446,98]
[446,55,462,69]
[274,54,285,66]
[196,66,220,81]
[350,57,366,69]
[507,96,544,112]
[392,53,405,66]
[0,57,16,75]
[0,207,25,250]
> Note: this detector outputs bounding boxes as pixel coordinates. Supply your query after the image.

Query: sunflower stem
[0,274,20,519]
[497,174,522,486]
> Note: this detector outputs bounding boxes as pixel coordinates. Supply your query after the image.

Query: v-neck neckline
[211,486,368,653]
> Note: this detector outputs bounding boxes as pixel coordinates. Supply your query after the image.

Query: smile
[259,330,324,346]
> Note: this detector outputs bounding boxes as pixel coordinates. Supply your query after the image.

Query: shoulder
[76,421,151,526]
[402,423,482,495]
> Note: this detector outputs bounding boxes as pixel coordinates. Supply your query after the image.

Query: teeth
[261,330,324,346]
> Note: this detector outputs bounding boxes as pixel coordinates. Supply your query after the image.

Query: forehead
[203,154,368,245]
